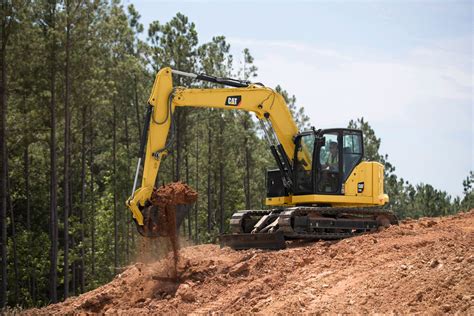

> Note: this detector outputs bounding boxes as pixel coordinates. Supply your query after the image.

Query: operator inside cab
[318,140,340,193]
[322,141,339,171]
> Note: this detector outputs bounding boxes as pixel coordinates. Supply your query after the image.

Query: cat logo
[225,95,241,107]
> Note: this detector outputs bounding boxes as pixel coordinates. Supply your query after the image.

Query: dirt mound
[27,210,473,315]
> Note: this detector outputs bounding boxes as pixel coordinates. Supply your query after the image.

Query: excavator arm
[127,67,303,226]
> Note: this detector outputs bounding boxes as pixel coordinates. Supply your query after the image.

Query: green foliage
[2,3,276,307]
[148,12,198,74]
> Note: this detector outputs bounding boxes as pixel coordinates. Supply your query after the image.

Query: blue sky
[129,0,473,197]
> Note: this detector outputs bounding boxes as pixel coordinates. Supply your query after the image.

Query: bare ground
[27,210,473,315]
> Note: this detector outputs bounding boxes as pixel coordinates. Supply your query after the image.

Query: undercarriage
[220,206,398,249]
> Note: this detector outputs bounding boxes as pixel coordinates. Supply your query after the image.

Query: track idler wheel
[376,213,398,231]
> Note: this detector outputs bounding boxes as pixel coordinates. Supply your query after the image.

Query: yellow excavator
[126,67,397,249]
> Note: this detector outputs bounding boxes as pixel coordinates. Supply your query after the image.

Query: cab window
[320,133,339,171]
[294,134,314,194]
[342,132,363,181]
[317,133,340,193]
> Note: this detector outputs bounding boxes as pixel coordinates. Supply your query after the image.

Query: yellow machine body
[267,162,388,206]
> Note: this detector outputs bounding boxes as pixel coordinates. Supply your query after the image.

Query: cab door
[341,130,363,182]
[315,130,342,194]
[293,133,316,195]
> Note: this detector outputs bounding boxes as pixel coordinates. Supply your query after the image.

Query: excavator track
[220,206,397,250]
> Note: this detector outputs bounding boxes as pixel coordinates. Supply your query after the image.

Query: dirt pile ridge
[27,210,473,315]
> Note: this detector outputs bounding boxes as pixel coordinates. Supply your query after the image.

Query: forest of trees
[0,0,472,309]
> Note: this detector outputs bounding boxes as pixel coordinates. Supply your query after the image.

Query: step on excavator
[126,67,397,250]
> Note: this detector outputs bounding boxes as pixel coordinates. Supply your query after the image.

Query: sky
[129,0,473,197]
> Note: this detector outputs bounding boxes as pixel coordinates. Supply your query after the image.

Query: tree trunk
[134,76,141,140]
[87,79,96,280]
[244,143,251,208]
[24,145,30,230]
[218,117,224,234]
[128,103,136,249]
[124,111,131,264]
[89,116,95,279]
[213,162,218,229]
[0,6,8,306]
[243,117,251,209]
[186,150,191,239]
[6,166,18,303]
[70,237,75,296]
[32,270,36,303]
[79,103,86,293]
[194,133,199,243]
[63,6,71,298]
[113,100,118,273]
[24,141,34,296]
[207,117,212,233]
[69,182,76,296]
[24,140,37,301]
[48,4,59,302]
[175,112,181,181]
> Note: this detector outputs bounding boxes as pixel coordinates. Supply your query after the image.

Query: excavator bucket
[219,232,286,250]
[135,182,198,238]
[136,204,194,238]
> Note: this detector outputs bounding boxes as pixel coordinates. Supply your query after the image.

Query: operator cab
[266,128,364,198]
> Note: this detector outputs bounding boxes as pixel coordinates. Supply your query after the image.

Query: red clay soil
[27,210,473,315]
[145,182,198,278]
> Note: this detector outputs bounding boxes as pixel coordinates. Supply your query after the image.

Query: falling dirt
[139,182,198,278]
[26,210,473,315]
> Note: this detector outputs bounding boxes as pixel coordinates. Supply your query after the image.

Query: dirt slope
[28,211,473,315]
